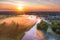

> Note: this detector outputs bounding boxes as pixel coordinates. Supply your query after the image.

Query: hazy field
[0,15,37,40]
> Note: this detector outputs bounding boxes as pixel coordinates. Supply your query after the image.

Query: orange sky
[0,3,60,11]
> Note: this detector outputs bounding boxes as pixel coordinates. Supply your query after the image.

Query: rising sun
[17,4,24,11]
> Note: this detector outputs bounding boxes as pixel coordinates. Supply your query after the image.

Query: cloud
[0,0,60,6]
[11,0,60,6]
[0,0,60,11]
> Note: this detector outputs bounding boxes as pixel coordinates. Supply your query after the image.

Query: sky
[0,0,60,11]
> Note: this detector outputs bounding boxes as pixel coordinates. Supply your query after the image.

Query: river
[22,18,42,40]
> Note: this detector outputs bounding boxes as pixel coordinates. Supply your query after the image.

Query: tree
[51,20,60,35]
[37,20,48,32]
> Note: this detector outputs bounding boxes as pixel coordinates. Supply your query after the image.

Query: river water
[22,18,41,40]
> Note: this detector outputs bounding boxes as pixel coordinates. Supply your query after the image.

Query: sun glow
[17,4,24,11]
